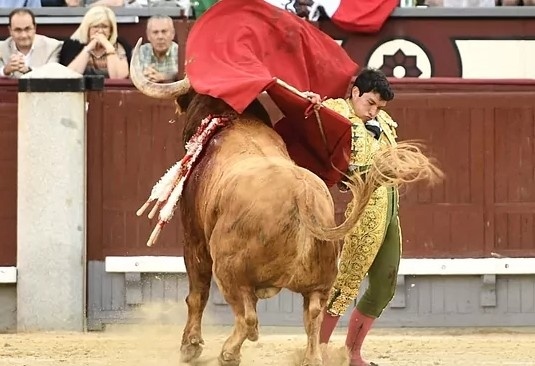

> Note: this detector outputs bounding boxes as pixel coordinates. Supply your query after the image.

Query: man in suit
[0,8,63,78]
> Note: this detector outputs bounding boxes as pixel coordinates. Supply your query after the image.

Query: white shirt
[0,47,35,77]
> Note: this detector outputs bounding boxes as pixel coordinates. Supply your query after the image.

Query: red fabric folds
[268,85,352,186]
[184,0,358,186]
[331,0,399,33]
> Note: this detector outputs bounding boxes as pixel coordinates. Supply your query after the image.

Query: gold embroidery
[326,186,389,316]
[377,111,398,147]
[350,118,381,168]
[321,98,352,119]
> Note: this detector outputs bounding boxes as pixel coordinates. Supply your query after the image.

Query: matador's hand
[303,91,323,105]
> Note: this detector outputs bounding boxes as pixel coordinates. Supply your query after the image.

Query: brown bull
[129,40,441,366]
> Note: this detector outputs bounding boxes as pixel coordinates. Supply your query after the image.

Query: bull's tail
[297,141,444,242]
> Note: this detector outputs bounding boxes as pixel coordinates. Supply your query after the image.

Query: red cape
[185,0,358,186]
[331,0,399,33]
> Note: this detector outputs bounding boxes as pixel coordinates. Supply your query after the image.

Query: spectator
[138,15,178,83]
[58,6,130,79]
[0,0,41,7]
[499,0,535,4]
[85,0,125,6]
[41,0,139,6]
[0,8,62,78]
[42,0,80,6]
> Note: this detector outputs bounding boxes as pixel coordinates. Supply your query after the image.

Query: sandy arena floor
[1,324,535,366]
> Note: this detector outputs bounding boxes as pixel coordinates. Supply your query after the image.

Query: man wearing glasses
[0,9,63,78]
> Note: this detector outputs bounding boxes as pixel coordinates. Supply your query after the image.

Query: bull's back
[185,119,338,288]
[214,119,334,226]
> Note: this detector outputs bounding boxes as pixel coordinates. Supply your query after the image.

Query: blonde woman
[59,5,130,79]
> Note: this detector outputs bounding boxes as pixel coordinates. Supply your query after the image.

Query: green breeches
[326,187,402,318]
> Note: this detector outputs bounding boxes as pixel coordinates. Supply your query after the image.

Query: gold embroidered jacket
[321,98,398,169]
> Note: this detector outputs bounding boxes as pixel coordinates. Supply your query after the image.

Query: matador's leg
[326,186,389,316]
[346,213,401,366]
[357,214,402,318]
[319,186,389,344]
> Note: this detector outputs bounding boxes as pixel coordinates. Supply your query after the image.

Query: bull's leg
[302,291,326,366]
[244,289,259,342]
[180,242,213,363]
[216,284,259,366]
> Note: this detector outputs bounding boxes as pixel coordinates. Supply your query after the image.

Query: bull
[129,39,441,366]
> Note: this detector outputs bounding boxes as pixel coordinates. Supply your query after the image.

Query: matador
[316,68,401,366]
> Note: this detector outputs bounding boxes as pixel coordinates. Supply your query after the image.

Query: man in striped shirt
[139,15,179,83]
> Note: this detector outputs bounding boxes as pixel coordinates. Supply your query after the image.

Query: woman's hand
[84,38,99,53]
[93,33,115,53]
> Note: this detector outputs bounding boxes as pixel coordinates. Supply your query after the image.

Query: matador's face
[350,86,387,122]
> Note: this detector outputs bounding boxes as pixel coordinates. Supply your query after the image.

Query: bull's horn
[129,37,191,99]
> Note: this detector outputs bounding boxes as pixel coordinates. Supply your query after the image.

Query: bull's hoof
[218,351,241,366]
[179,337,204,363]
